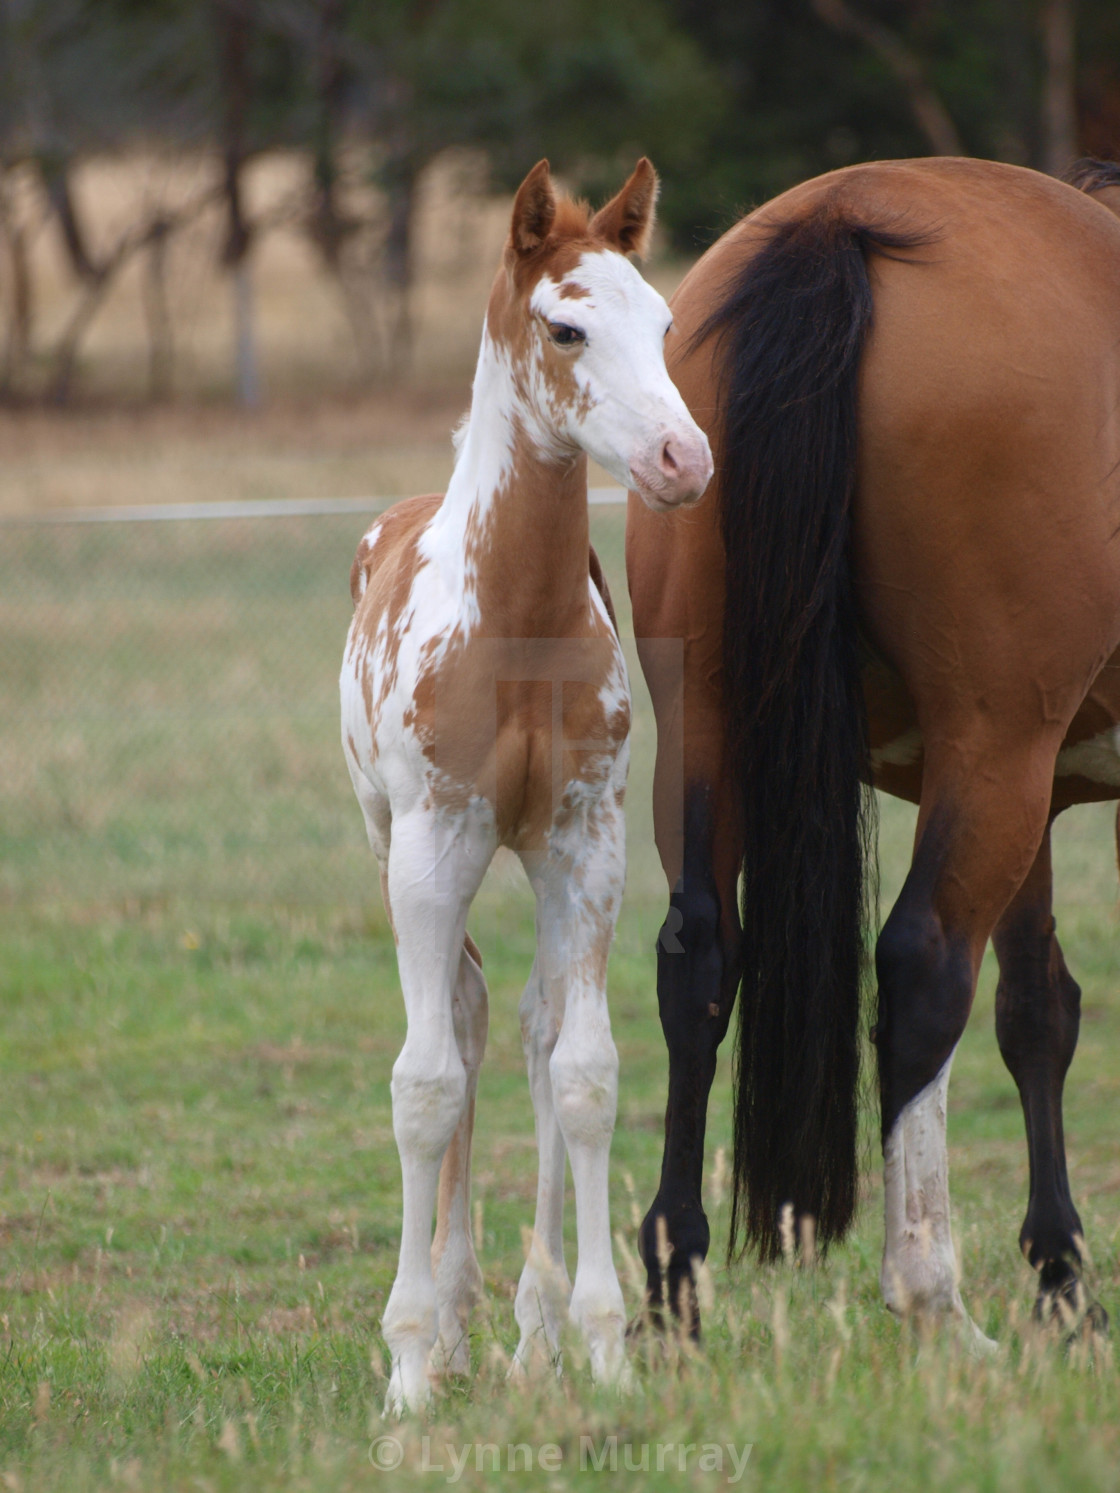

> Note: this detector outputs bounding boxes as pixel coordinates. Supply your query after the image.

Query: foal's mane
[505,192,638,291]
[549,196,594,241]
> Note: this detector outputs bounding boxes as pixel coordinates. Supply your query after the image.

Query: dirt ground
[0,389,468,514]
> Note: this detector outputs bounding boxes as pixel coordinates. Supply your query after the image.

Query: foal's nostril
[660,439,680,476]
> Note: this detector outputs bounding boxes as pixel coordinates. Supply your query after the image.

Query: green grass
[1,509,1119,1489]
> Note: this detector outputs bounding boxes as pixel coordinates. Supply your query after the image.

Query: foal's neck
[434,330,592,638]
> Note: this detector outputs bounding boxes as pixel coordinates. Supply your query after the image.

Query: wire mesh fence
[1,507,383,910]
[1,499,658,915]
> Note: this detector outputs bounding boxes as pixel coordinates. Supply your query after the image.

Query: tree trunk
[39,155,100,284]
[382,157,417,375]
[48,270,115,403]
[214,0,261,405]
[142,220,174,400]
[811,0,964,156]
[232,258,259,407]
[309,0,348,269]
[0,176,33,396]
[1042,0,1078,176]
[48,188,217,404]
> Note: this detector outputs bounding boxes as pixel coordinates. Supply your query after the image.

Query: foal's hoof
[431,1333,472,1379]
[889,1294,998,1358]
[383,1373,431,1419]
[955,1310,1000,1358]
[508,1336,562,1382]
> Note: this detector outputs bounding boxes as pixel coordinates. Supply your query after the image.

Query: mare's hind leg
[876,739,1058,1346]
[430,934,490,1376]
[511,953,573,1373]
[637,785,739,1332]
[992,820,1107,1332]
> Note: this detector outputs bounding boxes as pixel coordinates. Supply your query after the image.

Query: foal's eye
[548,322,586,348]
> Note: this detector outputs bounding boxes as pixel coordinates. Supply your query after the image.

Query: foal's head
[486,159,712,511]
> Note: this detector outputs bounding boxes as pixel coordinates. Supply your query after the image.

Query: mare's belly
[864,647,1120,808]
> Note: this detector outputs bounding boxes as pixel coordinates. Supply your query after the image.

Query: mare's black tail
[697,210,925,1261]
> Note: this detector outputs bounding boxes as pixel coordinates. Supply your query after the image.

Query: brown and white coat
[341,159,710,1414]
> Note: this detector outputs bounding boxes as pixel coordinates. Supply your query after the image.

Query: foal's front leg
[524,798,629,1386]
[381,810,491,1416]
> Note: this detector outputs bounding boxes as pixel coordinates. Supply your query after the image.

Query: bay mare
[626,156,1120,1341]
[341,158,711,1413]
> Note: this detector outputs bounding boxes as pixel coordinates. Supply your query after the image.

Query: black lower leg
[874,810,975,1143]
[639,787,737,1336]
[992,824,1104,1328]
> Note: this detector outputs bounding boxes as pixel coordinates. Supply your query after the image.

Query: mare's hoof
[1034,1272,1110,1343]
[625,1290,703,1355]
[1082,1300,1111,1336]
[626,1303,668,1347]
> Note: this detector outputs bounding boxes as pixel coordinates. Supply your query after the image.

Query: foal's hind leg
[380,810,491,1415]
[993,820,1107,1333]
[876,739,1058,1347]
[511,953,573,1373]
[430,934,490,1376]
[522,795,629,1385]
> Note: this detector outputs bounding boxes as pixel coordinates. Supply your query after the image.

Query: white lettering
[445,1443,471,1484]
[726,1443,754,1484]
[581,1436,617,1471]
[420,1437,444,1473]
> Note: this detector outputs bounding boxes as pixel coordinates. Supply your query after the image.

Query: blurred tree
[1082,0,1120,158]
[658,0,1120,247]
[327,0,725,365]
[1042,0,1078,174]
[0,0,307,399]
[2,0,1118,397]
[810,0,963,154]
[0,0,219,398]
[213,0,261,407]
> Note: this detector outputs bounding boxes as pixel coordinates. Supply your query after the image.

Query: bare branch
[38,156,100,282]
[811,0,964,157]
[48,181,223,402]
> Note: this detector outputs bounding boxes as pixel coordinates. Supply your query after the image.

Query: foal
[340,159,711,1414]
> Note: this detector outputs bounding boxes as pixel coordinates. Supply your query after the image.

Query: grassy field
[1,498,1120,1491]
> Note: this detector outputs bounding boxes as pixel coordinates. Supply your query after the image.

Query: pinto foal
[340,159,711,1414]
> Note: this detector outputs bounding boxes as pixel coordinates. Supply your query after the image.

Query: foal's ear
[590,157,659,258]
[510,160,557,256]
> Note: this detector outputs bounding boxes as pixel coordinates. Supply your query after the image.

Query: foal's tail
[696,209,925,1261]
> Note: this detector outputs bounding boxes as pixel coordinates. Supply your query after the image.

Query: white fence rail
[4,490,627,526]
